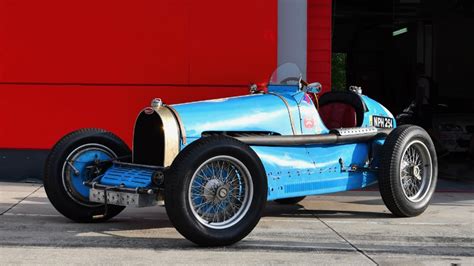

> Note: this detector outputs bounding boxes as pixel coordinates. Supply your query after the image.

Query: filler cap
[151,98,163,109]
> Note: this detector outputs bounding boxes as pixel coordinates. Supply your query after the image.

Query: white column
[278,0,308,79]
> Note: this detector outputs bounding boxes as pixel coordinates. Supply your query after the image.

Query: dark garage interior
[332,0,474,180]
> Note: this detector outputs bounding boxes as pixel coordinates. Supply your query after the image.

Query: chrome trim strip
[166,105,187,145]
[153,106,180,167]
[267,92,297,135]
[236,128,392,146]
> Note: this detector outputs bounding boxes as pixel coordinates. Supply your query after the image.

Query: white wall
[278,0,307,79]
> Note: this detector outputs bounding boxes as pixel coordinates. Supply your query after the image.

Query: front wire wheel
[188,156,253,230]
[165,136,267,246]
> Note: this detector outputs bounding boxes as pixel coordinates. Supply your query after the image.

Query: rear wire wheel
[165,136,267,246]
[379,125,438,217]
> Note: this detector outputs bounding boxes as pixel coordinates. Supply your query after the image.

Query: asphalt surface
[0,181,473,265]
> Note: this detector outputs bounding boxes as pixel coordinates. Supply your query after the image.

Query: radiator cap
[151,98,163,109]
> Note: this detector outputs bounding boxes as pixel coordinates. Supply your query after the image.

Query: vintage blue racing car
[44,63,438,246]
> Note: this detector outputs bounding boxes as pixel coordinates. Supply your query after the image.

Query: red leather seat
[319,103,358,128]
[318,92,366,129]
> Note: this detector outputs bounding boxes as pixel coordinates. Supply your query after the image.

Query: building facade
[0,0,331,179]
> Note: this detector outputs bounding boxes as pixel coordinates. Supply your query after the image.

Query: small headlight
[249,83,258,94]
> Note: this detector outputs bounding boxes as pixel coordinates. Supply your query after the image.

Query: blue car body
[45,63,436,246]
[169,85,395,200]
[82,84,392,202]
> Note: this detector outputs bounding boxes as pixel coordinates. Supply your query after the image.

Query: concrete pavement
[0,181,473,265]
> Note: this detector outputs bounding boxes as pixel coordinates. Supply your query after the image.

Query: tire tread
[378,125,437,217]
[44,128,130,222]
[165,136,267,246]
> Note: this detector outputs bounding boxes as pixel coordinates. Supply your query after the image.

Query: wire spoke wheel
[399,140,433,202]
[188,155,253,230]
[165,136,266,246]
[379,125,438,217]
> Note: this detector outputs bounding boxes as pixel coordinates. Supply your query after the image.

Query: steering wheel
[279,77,301,85]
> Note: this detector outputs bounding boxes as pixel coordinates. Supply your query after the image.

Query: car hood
[171,93,298,142]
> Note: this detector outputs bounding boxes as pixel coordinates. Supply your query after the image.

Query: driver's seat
[318,91,366,129]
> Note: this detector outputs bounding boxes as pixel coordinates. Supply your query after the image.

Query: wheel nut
[218,188,228,198]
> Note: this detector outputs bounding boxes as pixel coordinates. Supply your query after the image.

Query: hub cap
[400,140,433,202]
[62,144,116,207]
[188,155,253,230]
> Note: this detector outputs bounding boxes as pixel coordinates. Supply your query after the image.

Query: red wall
[0,0,277,149]
[307,0,332,93]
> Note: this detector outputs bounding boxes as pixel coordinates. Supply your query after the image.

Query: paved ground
[0,181,473,265]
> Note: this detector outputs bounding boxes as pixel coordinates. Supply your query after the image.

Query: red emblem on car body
[304,116,315,128]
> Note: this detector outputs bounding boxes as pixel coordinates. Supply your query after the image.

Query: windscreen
[269,63,302,86]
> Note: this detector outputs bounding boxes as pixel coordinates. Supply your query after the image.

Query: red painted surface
[307,0,332,93]
[0,85,248,149]
[0,0,277,149]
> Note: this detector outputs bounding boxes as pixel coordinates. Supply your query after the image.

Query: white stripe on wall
[278,0,308,79]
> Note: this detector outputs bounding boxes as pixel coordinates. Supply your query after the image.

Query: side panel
[252,143,376,201]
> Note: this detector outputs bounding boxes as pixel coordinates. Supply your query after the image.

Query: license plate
[372,115,394,128]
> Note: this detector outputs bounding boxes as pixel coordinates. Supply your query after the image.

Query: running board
[235,127,392,146]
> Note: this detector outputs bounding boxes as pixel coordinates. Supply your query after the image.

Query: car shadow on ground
[263,203,394,219]
[2,212,472,257]
[1,210,353,252]
[2,201,473,256]
[3,183,473,254]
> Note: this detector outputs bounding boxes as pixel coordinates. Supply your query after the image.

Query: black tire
[379,125,438,217]
[274,196,306,205]
[165,136,267,246]
[44,128,131,222]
